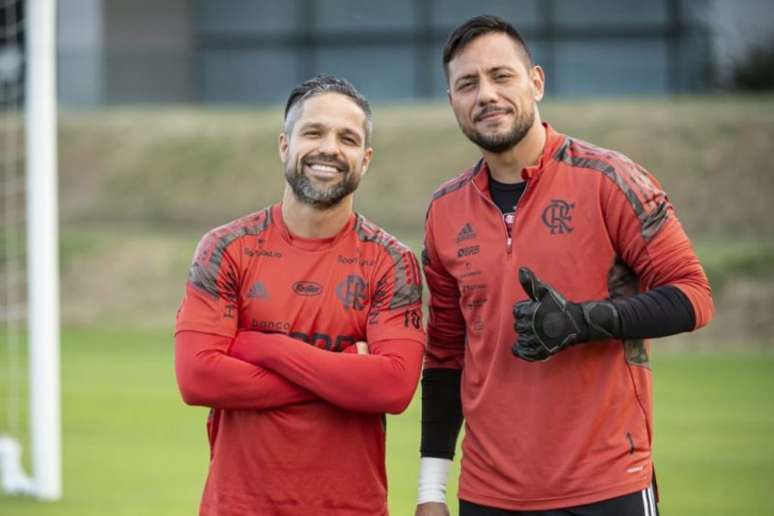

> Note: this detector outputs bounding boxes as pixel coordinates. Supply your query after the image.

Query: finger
[518,267,550,302]
[514,335,533,356]
[515,316,532,334]
[522,343,549,362]
[513,342,539,362]
[513,300,537,321]
[355,341,369,355]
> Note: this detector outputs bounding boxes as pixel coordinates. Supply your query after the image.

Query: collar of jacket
[471,122,565,191]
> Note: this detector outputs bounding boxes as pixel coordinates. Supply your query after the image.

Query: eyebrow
[298,122,325,132]
[487,66,516,75]
[454,66,517,88]
[298,122,363,142]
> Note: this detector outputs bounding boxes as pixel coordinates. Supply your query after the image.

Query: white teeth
[308,163,339,173]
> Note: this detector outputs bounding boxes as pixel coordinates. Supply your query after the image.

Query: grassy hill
[55,96,774,342]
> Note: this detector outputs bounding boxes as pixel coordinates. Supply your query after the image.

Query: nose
[476,77,497,105]
[317,133,340,155]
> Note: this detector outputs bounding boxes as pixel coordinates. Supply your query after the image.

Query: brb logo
[336,274,368,311]
[541,199,574,235]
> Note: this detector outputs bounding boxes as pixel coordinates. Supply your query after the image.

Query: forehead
[293,92,367,136]
[448,32,529,80]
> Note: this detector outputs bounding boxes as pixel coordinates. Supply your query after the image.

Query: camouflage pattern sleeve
[366,245,425,345]
[601,157,714,330]
[176,228,241,338]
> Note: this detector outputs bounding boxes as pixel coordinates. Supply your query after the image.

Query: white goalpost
[0,0,60,501]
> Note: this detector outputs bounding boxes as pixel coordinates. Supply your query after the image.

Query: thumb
[519,267,550,302]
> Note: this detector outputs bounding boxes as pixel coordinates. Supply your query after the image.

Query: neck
[482,117,546,184]
[281,186,354,239]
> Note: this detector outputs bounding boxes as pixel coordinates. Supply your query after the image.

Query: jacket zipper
[473,177,532,255]
[509,179,533,254]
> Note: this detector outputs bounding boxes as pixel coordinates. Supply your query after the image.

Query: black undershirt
[487,173,525,215]
[420,172,697,459]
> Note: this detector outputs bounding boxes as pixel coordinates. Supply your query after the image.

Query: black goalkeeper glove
[512,267,621,362]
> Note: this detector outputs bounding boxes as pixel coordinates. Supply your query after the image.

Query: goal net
[0,0,60,500]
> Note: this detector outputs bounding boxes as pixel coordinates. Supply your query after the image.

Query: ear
[278,132,289,162]
[360,147,374,176]
[447,89,452,105]
[530,65,546,102]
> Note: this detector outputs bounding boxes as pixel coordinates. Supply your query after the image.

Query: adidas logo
[456,223,476,242]
[247,281,269,299]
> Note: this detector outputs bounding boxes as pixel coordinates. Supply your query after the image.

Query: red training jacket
[423,124,713,511]
[176,204,425,516]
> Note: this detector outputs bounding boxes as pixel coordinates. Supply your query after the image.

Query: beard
[461,104,535,154]
[284,154,361,210]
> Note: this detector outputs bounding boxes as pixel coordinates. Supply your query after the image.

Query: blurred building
[54,0,766,107]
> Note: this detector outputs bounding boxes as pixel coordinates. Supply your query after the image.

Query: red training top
[175,203,424,516]
[423,124,713,511]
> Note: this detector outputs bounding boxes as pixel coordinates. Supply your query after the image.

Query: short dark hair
[442,15,533,76]
[283,74,373,145]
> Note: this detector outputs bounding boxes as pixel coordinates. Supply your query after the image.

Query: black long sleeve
[613,285,696,339]
[420,368,463,459]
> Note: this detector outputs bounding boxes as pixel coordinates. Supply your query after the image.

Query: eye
[494,73,512,82]
[302,129,320,137]
[339,132,361,146]
[456,81,475,92]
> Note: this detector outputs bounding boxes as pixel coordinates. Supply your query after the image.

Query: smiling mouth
[302,159,349,181]
[475,109,511,123]
[306,162,341,174]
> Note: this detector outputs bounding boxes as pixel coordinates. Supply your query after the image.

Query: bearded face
[447,32,544,155]
[280,92,372,210]
[284,152,361,209]
[459,101,536,154]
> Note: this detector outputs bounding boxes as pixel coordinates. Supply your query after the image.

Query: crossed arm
[175,329,423,414]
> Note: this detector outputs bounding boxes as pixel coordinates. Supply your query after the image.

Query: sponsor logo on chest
[292,281,323,296]
[456,223,477,242]
[457,245,480,258]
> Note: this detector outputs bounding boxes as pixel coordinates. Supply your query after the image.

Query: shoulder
[353,214,417,263]
[193,207,274,264]
[353,215,422,308]
[553,136,663,192]
[425,160,483,226]
[554,136,670,240]
[430,159,483,203]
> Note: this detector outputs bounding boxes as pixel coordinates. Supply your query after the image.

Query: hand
[342,341,370,355]
[415,502,449,516]
[512,267,620,362]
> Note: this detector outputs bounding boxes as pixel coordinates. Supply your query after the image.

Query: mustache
[302,154,349,173]
[474,106,512,123]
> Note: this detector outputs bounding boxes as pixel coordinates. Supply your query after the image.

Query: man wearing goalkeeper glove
[415,15,714,516]
[175,75,424,516]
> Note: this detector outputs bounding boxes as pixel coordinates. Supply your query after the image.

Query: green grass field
[1,328,772,515]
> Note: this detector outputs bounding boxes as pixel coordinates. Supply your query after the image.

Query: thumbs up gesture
[512,267,620,362]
